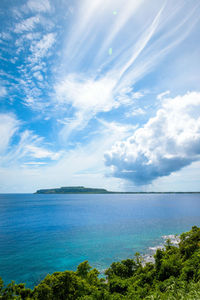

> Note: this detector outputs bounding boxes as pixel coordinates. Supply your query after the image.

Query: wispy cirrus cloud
[54,0,200,140]
[157,90,170,100]
[0,118,131,192]
[23,144,61,160]
[0,113,61,167]
[0,113,19,154]
[0,0,200,192]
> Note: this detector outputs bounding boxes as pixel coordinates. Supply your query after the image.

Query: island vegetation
[35,186,111,194]
[1,226,200,299]
[35,186,200,194]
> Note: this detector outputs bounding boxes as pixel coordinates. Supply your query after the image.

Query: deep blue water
[1,193,200,287]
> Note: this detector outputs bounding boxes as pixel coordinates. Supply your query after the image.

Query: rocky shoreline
[142,234,181,265]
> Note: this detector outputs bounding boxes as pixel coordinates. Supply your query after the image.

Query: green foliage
[1,226,200,299]
[76,261,92,278]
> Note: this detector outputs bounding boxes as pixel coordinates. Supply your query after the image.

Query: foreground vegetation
[1,226,200,299]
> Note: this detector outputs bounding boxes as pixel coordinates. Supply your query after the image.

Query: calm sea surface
[0,193,200,287]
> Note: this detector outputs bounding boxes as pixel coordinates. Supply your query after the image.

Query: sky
[0,0,200,193]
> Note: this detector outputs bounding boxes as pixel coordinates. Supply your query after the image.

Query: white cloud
[117,4,164,81]
[63,0,145,67]
[55,74,117,112]
[0,113,19,154]
[27,0,51,13]
[105,91,200,185]
[94,0,146,63]
[131,92,144,99]
[55,74,143,139]
[126,108,145,117]
[24,145,61,160]
[157,90,170,100]
[29,33,56,63]
[54,0,199,142]
[24,161,47,165]
[0,32,12,40]
[14,15,40,33]
[1,0,199,193]
[0,119,130,192]
[0,115,61,166]
[115,88,144,105]
[0,86,7,98]
[25,32,41,40]
[55,74,119,139]
[33,71,43,81]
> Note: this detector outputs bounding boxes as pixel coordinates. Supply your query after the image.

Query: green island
[35,186,200,194]
[1,226,200,299]
[35,186,111,194]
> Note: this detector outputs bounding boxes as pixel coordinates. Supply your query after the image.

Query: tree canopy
[1,226,200,299]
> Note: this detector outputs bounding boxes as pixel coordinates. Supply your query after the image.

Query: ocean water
[0,193,200,288]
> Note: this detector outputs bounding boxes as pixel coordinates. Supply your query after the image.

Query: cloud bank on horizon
[0,0,200,192]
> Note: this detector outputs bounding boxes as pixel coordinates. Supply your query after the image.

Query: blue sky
[0,0,200,192]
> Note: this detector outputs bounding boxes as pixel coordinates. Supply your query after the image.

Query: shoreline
[142,234,180,265]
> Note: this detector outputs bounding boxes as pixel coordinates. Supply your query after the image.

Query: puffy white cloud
[105,92,200,185]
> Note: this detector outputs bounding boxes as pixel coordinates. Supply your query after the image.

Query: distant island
[35,186,112,194]
[35,186,200,194]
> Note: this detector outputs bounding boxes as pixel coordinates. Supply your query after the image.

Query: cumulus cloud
[105,92,200,185]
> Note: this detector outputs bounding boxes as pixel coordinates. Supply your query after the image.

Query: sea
[0,193,200,288]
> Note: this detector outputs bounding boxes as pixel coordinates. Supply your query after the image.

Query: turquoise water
[1,193,200,287]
